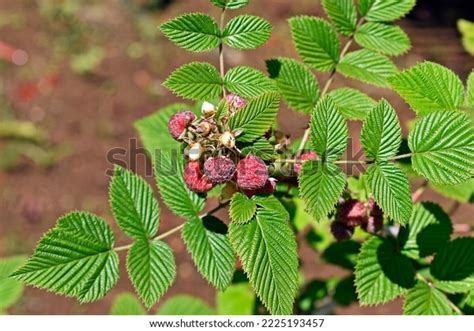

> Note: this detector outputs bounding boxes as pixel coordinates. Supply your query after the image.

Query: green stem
[415,273,463,315]
[219,9,227,98]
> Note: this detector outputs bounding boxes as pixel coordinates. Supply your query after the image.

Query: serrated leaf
[164,62,222,101]
[211,0,249,9]
[240,138,276,161]
[366,163,412,224]
[228,92,280,142]
[110,292,146,315]
[224,66,276,98]
[408,111,474,185]
[253,195,290,220]
[0,256,26,310]
[157,295,215,315]
[217,283,255,315]
[337,49,397,88]
[266,58,319,114]
[359,0,416,22]
[400,202,453,259]
[299,161,346,221]
[388,62,465,116]
[404,281,455,315]
[355,22,411,56]
[310,96,348,161]
[229,202,298,315]
[11,212,119,303]
[431,238,474,294]
[328,88,376,120]
[361,99,401,161]
[110,167,160,239]
[230,192,256,224]
[223,15,272,49]
[182,216,235,291]
[322,0,357,36]
[289,16,340,72]
[355,237,415,305]
[467,71,474,109]
[160,14,220,52]
[127,240,176,308]
[431,180,474,203]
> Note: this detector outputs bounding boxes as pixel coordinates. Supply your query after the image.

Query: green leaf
[229,201,298,315]
[223,15,272,49]
[230,192,257,224]
[366,163,412,224]
[164,62,222,101]
[217,283,256,315]
[404,281,455,315]
[408,111,474,185]
[388,62,465,116]
[109,167,160,239]
[160,14,220,52]
[182,216,235,291]
[0,256,26,310]
[110,292,146,315]
[266,58,319,114]
[321,240,361,270]
[157,295,215,315]
[299,161,346,221]
[289,16,340,72]
[328,88,376,120]
[400,202,453,259]
[355,237,415,305]
[361,99,401,161]
[11,212,119,303]
[240,138,276,161]
[359,0,416,22]
[310,96,348,161]
[431,180,474,203]
[355,22,411,56]
[228,92,280,142]
[127,240,176,308]
[322,0,357,36]
[224,66,276,98]
[336,49,397,88]
[458,19,474,56]
[431,238,474,294]
[467,71,474,109]
[211,0,249,9]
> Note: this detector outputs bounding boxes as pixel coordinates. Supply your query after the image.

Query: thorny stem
[296,17,365,158]
[219,9,227,98]
[114,201,230,252]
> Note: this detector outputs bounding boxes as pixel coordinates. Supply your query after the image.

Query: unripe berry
[336,199,367,227]
[226,94,246,110]
[188,143,204,161]
[219,131,236,149]
[203,156,236,184]
[184,161,214,193]
[168,111,196,140]
[330,221,354,241]
[235,155,269,190]
[294,151,318,174]
[196,121,214,137]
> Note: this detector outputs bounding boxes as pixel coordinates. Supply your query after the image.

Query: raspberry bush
[9,0,474,315]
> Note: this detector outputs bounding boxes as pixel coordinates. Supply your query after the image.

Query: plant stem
[295,18,365,158]
[415,273,463,315]
[114,201,230,252]
[390,153,413,161]
[219,9,227,98]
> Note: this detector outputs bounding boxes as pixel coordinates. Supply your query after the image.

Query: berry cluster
[330,197,383,241]
[168,95,276,197]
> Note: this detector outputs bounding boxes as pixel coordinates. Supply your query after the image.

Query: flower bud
[188,143,204,161]
[201,101,216,118]
[219,131,236,149]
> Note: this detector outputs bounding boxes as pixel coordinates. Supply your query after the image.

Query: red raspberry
[330,221,354,241]
[362,197,383,234]
[168,111,196,140]
[243,178,277,197]
[235,155,269,190]
[294,151,318,173]
[336,199,367,227]
[184,161,214,193]
[203,156,236,184]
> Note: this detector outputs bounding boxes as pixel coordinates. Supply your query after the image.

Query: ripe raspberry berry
[226,94,246,110]
[294,151,318,174]
[203,156,236,184]
[330,221,354,241]
[168,111,196,140]
[336,199,367,227]
[243,178,277,197]
[184,161,214,193]
[362,197,383,234]
[235,155,269,190]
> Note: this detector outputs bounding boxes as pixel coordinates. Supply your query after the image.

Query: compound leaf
[230,192,257,224]
[322,0,357,36]
[328,87,376,120]
[224,66,276,98]
[404,281,455,315]
[223,15,272,49]
[359,0,416,22]
[355,22,411,56]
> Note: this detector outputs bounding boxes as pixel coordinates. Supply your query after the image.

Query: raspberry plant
[10,0,474,315]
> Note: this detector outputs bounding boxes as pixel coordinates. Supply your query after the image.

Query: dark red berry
[330,221,354,241]
[336,199,367,227]
[235,155,269,190]
[362,197,383,234]
[294,151,317,174]
[168,111,196,140]
[203,156,236,184]
[243,178,277,197]
[184,161,214,193]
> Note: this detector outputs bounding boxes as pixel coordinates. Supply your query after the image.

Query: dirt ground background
[0,0,473,315]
